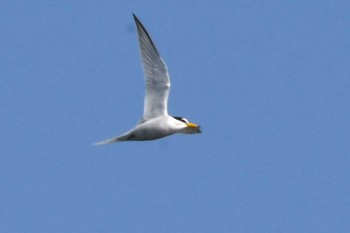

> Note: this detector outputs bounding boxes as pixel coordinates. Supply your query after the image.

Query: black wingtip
[131,13,160,56]
[132,13,139,23]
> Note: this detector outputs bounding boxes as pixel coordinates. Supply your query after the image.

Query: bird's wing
[133,14,170,121]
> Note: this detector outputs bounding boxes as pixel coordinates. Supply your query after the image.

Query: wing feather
[133,14,170,120]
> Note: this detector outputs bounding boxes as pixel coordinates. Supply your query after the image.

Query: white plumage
[94,14,200,145]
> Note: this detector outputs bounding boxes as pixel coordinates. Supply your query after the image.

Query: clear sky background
[1,1,349,232]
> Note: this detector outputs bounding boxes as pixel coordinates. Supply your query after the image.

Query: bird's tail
[93,131,133,145]
[93,136,121,145]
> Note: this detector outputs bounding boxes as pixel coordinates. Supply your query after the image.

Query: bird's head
[172,116,201,134]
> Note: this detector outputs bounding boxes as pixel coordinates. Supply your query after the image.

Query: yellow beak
[186,122,200,128]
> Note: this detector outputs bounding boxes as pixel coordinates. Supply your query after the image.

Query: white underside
[94,115,191,145]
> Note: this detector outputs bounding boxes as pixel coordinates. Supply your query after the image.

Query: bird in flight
[94,14,201,145]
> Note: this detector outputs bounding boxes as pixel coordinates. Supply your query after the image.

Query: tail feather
[93,136,121,145]
[93,131,133,145]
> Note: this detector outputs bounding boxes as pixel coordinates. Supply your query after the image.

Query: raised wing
[133,14,170,121]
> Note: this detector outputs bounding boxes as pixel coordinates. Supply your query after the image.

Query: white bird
[94,14,201,145]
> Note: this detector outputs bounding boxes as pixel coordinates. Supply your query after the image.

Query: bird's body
[94,14,201,145]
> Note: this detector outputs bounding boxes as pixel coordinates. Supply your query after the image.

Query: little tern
[94,14,201,145]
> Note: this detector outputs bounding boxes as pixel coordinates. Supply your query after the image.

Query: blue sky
[1,0,349,232]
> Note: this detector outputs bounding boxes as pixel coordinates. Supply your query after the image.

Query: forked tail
[93,136,120,145]
[93,131,134,145]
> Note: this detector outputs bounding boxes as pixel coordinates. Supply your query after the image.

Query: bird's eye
[181,118,189,123]
[173,116,189,123]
